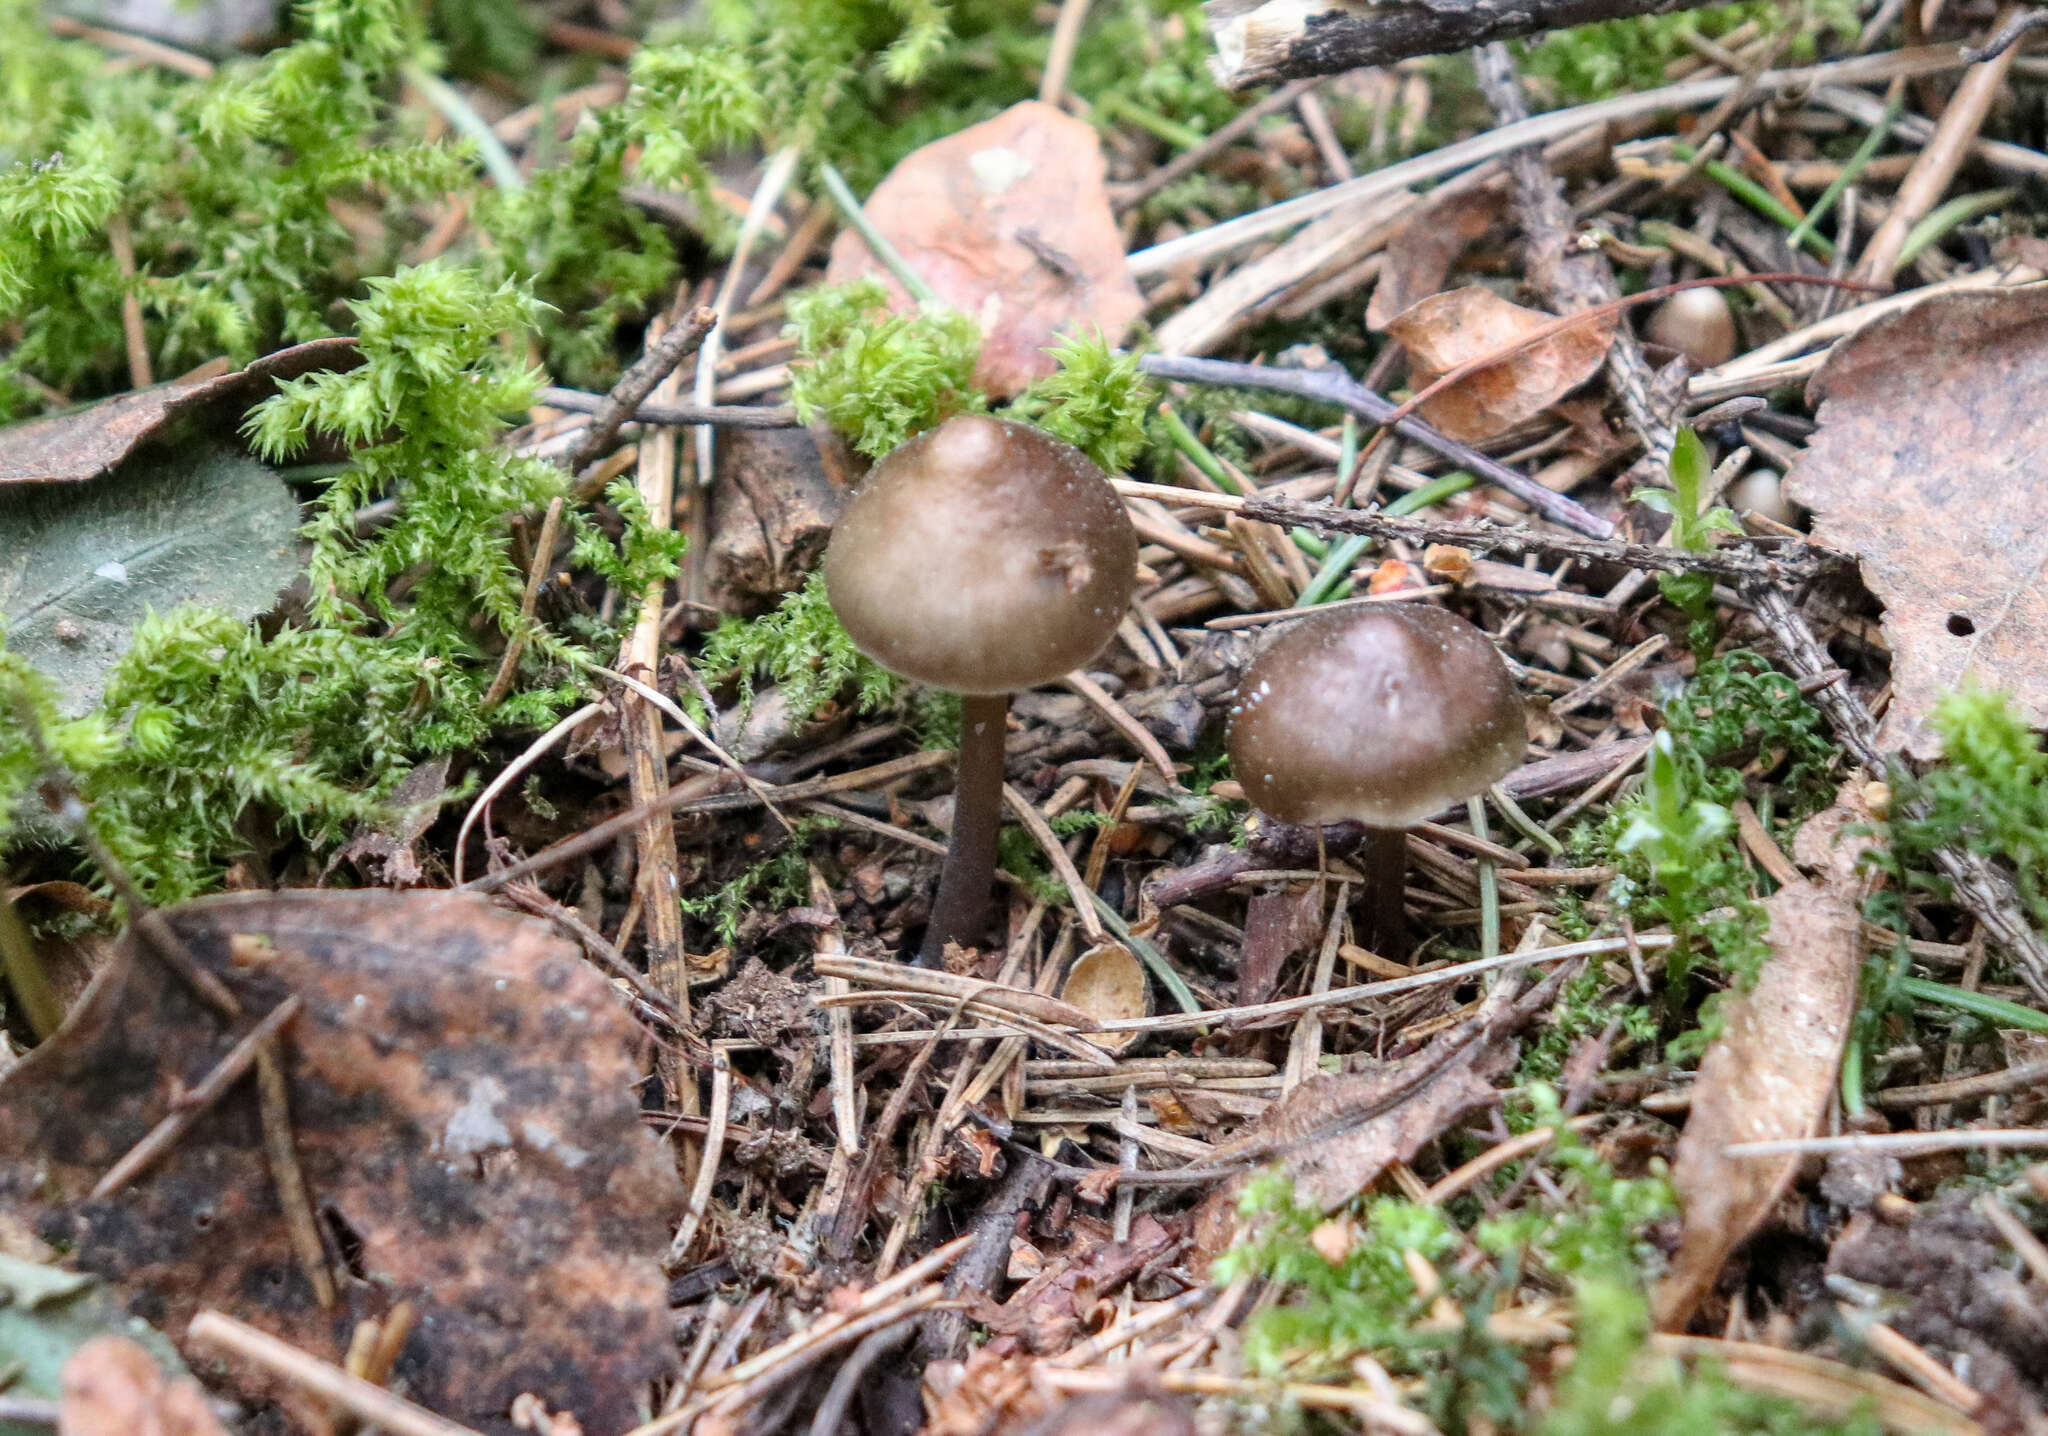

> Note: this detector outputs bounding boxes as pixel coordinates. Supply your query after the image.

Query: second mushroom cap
[1227,604,1526,829]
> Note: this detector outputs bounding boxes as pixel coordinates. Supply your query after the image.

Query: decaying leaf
[1654,874,1861,1331]
[0,338,358,487]
[0,445,302,716]
[1236,882,1325,1006]
[824,100,1145,398]
[1365,188,1503,332]
[1783,287,2048,758]
[58,1335,229,1436]
[0,1255,192,1419]
[1383,286,1615,443]
[0,890,681,1432]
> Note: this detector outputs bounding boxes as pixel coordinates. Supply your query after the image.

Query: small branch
[1138,354,1616,537]
[482,496,564,708]
[187,1310,485,1436]
[91,996,304,1199]
[1110,478,1837,585]
[544,388,800,435]
[560,306,720,472]
[1207,0,1740,88]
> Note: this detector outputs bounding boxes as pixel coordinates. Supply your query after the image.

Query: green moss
[697,572,898,720]
[1521,1,1858,105]
[785,278,984,458]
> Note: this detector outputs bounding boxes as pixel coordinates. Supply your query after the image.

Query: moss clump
[785,278,984,458]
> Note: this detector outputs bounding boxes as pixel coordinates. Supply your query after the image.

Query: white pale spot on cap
[970,145,1033,193]
[95,561,128,583]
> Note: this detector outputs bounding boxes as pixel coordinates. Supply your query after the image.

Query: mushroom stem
[918,692,1011,966]
[1359,826,1410,957]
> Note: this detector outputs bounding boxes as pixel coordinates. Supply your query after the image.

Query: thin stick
[1140,354,1613,537]
[1039,0,1094,105]
[665,1050,731,1269]
[696,146,802,495]
[458,750,954,895]
[811,866,861,1157]
[1002,783,1105,943]
[254,1043,335,1307]
[188,1310,485,1436]
[544,389,798,432]
[452,702,604,887]
[1111,478,1834,587]
[92,996,304,1199]
[1127,45,1970,276]
[482,496,564,708]
[1726,1130,2048,1158]
[1061,669,1177,786]
[107,215,151,389]
[562,307,719,472]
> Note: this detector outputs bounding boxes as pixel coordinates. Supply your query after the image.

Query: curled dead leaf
[1383,286,1615,443]
[824,100,1144,398]
[59,1334,229,1436]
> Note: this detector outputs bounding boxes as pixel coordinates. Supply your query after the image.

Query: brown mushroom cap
[824,415,1138,695]
[1226,604,1526,828]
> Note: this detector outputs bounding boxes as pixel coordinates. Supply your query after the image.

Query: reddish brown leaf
[824,100,1145,398]
[1383,286,1615,443]
[58,1335,229,1436]
[1654,874,1861,1331]
[1783,287,2048,758]
[0,890,681,1432]
[0,339,359,487]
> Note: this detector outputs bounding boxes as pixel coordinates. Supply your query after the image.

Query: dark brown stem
[1358,826,1410,958]
[918,693,1010,966]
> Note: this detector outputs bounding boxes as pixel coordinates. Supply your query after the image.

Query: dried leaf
[58,1335,229,1436]
[0,339,358,486]
[1783,287,2048,758]
[824,100,1144,398]
[1365,189,1502,332]
[1654,876,1861,1331]
[0,1257,191,1417]
[0,445,301,716]
[1383,286,1615,443]
[1058,943,1148,1051]
[0,890,681,1432]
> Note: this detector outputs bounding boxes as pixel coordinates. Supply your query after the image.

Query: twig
[1062,669,1178,786]
[545,389,800,432]
[106,215,151,390]
[457,750,954,894]
[561,307,720,472]
[92,996,304,1199]
[1746,584,2048,998]
[1726,1129,2048,1158]
[1114,79,1316,209]
[1040,0,1094,105]
[453,702,605,888]
[810,866,862,1158]
[1111,478,1835,585]
[1856,8,2022,285]
[1873,1058,2048,1110]
[696,147,803,494]
[1963,7,2048,62]
[664,1050,731,1269]
[1127,46,1971,275]
[1137,355,1614,536]
[1003,784,1106,943]
[187,1310,485,1436]
[254,1043,336,1307]
[806,1322,916,1436]
[482,496,564,708]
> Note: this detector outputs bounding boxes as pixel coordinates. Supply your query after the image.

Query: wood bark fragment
[1205,0,1740,89]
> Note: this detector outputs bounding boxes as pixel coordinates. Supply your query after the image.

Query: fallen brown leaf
[1236,882,1325,1005]
[1783,287,2048,758]
[1654,875,1861,1330]
[0,339,359,487]
[1383,286,1615,443]
[58,1334,229,1436]
[0,890,681,1432]
[824,100,1145,398]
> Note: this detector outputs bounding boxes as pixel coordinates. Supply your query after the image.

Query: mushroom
[1644,287,1737,370]
[824,414,1138,963]
[1226,604,1526,954]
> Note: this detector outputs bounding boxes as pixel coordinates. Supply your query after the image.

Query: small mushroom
[1226,604,1526,954]
[1644,287,1737,370]
[825,414,1138,963]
